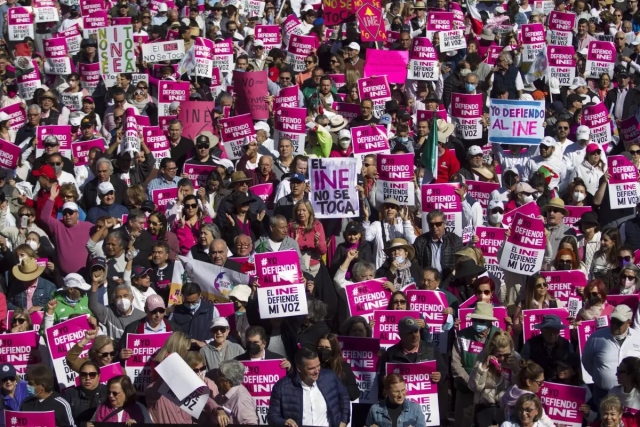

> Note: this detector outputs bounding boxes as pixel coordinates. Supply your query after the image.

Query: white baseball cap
[253,39,264,47]
[347,42,360,51]
[576,125,590,141]
[488,199,504,210]
[98,181,115,195]
[64,273,91,291]
[210,317,230,329]
[569,77,587,90]
[494,6,505,13]
[254,121,270,133]
[549,77,561,95]
[541,136,557,148]
[0,112,10,122]
[468,145,483,156]
[62,202,78,211]
[157,3,168,12]
[338,129,351,140]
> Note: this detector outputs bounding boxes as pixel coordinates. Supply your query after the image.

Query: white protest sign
[142,40,186,63]
[309,157,359,219]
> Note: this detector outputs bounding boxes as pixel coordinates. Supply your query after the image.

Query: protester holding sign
[366,374,427,427]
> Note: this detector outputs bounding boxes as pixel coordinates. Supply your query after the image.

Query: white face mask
[26,240,38,251]
[394,256,406,264]
[489,213,503,224]
[339,139,351,149]
[573,192,586,202]
[522,194,534,203]
[116,298,132,313]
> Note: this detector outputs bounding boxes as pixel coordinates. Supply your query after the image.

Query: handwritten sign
[489,99,545,145]
[309,157,359,219]
[97,25,135,74]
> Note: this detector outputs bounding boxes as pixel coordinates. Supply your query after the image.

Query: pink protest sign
[124,333,170,392]
[563,205,592,230]
[521,24,545,62]
[255,25,281,53]
[241,360,287,423]
[548,11,575,45]
[16,60,42,100]
[500,212,546,274]
[274,86,299,110]
[192,37,214,78]
[282,14,305,47]
[184,163,216,190]
[286,34,316,72]
[476,226,507,282]
[158,115,176,134]
[0,103,25,132]
[7,7,34,41]
[417,109,447,122]
[386,361,440,426]
[84,11,108,36]
[5,410,55,427]
[151,187,178,213]
[274,107,307,155]
[37,126,72,158]
[81,0,104,16]
[158,80,189,116]
[538,382,587,427]
[212,38,234,74]
[344,279,390,322]
[426,11,453,34]
[0,331,40,378]
[407,290,449,352]
[466,180,499,220]
[451,94,483,139]
[351,125,390,161]
[142,126,170,168]
[521,308,571,343]
[56,24,82,54]
[581,102,611,145]
[356,4,386,42]
[357,75,391,118]
[540,271,587,303]
[620,116,640,149]
[547,46,576,86]
[586,40,616,79]
[363,49,408,84]
[376,153,415,206]
[332,102,361,123]
[449,1,465,25]
[327,73,346,90]
[78,62,101,95]
[386,30,400,48]
[323,0,353,25]
[608,155,639,209]
[234,70,269,121]
[46,315,93,388]
[484,45,504,66]
[408,37,439,81]
[606,294,639,315]
[71,139,104,166]
[220,114,255,160]
[254,250,302,286]
[44,37,72,75]
[337,336,380,403]
[421,183,462,236]
[577,319,595,384]
[373,309,421,348]
[250,183,274,208]
[0,139,20,169]
[502,201,540,228]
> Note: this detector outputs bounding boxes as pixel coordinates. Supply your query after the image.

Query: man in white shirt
[563,125,607,176]
[523,137,568,192]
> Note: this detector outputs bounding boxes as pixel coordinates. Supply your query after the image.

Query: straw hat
[13,257,44,282]
[468,302,497,321]
[542,197,569,216]
[384,238,415,260]
[229,171,252,184]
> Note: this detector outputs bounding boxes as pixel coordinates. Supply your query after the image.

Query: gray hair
[427,209,445,222]
[622,263,640,288]
[278,138,293,148]
[466,72,479,81]
[127,208,146,223]
[352,261,375,282]
[307,299,327,323]
[96,157,113,173]
[499,53,513,65]
[104,230,125,248]
[168,118,183,128]
[270,214,287,227]
[218,360,246,386]
[218,93,233,105]
[27,104,41,114]
[201,223,221,239]
[113,284,133,300]
[315,114,328,124]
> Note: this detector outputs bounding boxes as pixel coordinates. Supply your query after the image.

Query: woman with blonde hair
[67,330,117,373]
[7,308,33,333]
[56,183,87,221]
[469,330,522,427]
[154,330,191,363]
[288,200,327,276]
[125,184,147,210]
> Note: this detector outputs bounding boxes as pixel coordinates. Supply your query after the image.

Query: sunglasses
[114,115,123,120]
[630,150,640,155]
[11,318,26,324]
[392,299,407,304]
[622,274,636,281]
[99,351,116,358]
[1,377,15,383]
[490,208,504,214]
[184,203,198,209]
[535,282,547,289]
[109,391,121,397]
[280,77,291,80]
[556,126,569,130]
[428,221,444,228]
[476,289,491,296]
[44,143,58,147]
[212,327,227,333]
[193,366,206,373]
[62,209,76,216]
[150,308,166,314]
[547,208,563,214]
[619,256,632,261]
[197,144,209,149]
[79,372,99,379]
[589,150,601,155]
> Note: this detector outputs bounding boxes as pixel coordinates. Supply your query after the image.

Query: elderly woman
[299,299,331,350]
[334,259,376,290]
[188,222,221,262]
[588,395,635,427]
[212,360,258,424]
[576,279,614,321]
[89,375,151,425]
[66,327,117,373]
[288,200,327,276]
[610,263,640,295]
[469,331,522,427]
[500,394,546,427]
[366,374,426,427]
[339,315,372,337]
[376,238,422,292]
[200,317,244,371]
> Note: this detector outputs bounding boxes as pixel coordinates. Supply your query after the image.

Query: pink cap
[145,294,166,312]
[586,143,601,154]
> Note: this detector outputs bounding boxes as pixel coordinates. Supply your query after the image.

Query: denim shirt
[366,399,427,427]
[7,277,56,310]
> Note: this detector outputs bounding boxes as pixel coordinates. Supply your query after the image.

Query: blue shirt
[2,381,28,411]
[146,176,180,200]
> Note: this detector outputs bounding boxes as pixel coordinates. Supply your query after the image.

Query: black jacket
[605,86,636,120]
[299,321,331,352]
[329,240,375,278]
[235,348,286,361]
[81,175,128,211]
[170,136,194,172]
[171,298,219,342]
[119,317,179,351]
[443,76,465,110]
[20,391,75,427]
[413,231,463,281]
[61,384,108,427]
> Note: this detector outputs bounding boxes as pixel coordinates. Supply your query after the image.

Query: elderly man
[86,182,129,224]
[520,314,574,380]
[209,239,243,272]
[542,198,576,257]
[569,76,600,104]
[274,173,308,220]
[88,281,145,344]
[273,155,308,202]
[31,135,75,178]
[39,184,93,276]
[167,119,194,171]
[268,348,351,427]
[583,304,640,406]
[273,138,295,179]
[200,317,244,371]
[213,360,259,424]
[81,158,127,211]
[15,104,40,146]
[413,209,463,281]
[489,53,524,99]
[171,282,220,343]
[254,215,302,257]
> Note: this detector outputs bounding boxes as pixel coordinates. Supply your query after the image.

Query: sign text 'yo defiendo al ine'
[489,99,545,145]
[309,157,359,219]
[344,279,390,322]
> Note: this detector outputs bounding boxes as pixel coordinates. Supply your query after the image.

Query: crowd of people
[0,0,639,425]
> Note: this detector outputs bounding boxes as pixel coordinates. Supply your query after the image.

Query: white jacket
[570,160,606,196]
[522,155,568,192]
[363,218,417,269]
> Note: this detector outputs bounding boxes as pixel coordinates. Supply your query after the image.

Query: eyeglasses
[280,76,291,81]
[535,282,547,289]
[11,318,26,324]
[165,167,178,171]
[494,352,510,359]
[1,377,15,383]
[79,372,99,379]
[622,274,636,281]
[62,210,76,216]
[476,289,491,296]
[99,351,116,358]
[556,126,569,130]
[109,391,121,397]
[184,203,198,209]
[193,366,206,373]
[392,299,407,304]
[532,379,544,386]
[150,308,166,314]
[114,115,123,120]
[630,150,640,155]
[428,221,444,228]
[236,242,251,247]
[518,407,537,414]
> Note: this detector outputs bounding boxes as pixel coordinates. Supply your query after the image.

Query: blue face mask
[188,299,201,313]
[465,83,476,93]
[397,136,408,143]
[26,385,36,396]
[473,322,488,333]
[442,314,454,331]
[64,295,79,305]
